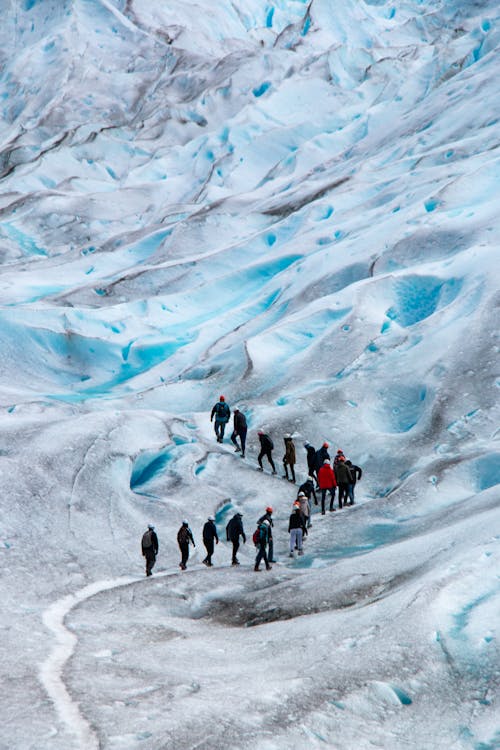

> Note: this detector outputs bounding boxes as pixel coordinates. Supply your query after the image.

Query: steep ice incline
[0,1,498,749]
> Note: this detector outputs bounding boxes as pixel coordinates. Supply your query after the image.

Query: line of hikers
[210,397,363,503]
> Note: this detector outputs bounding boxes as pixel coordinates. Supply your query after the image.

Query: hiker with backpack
[177,520,195,570]
[141,524,159,577]
[298,476,317,509]
[202,515,219,567]
[315,442,330,476]
[317,459,337,514]
[257,506,276,563]
[210,395,231,443]
[256,430,276,474]
[254,518,272,571]
[345,459,362,505]
[282,434,296,483]
[288,504,307,558]
[231,408,248,458]
[226,512,246,566]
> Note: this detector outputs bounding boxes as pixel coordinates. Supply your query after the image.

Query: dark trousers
[255,543,270,569]
[231,428,247,456]
[258,448,276,472]
[203,539,214,564]
[321,488,335,513]
[179,542,189,568]
[214,420,227,440]
[283,461,296,482]
[338,483,349,508]
[347,483,355,503]
[144,549,156,576]
[231,539,240,564]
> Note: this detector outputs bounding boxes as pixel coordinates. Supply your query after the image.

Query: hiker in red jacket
[317,459,337,515]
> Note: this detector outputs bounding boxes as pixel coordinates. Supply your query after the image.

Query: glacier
[0,0,499,748]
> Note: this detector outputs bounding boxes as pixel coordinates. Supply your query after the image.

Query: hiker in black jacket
[303,442,317,480]
[226,512,246,566]
[314,443,330,475]
[257,431,276,473]
[335,456,353,509]
[297,477,317,507]
[202,516,218,567]
[288,505,307,558]
[231,409,248,458]
[257,506,276,562]
[345,459,362,505]
[141,524,159,577]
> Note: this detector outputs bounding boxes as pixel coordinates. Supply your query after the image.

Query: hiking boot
[256,467,263,472]
[232,560,240,566]
[254,566,260,571]
[266,565,272,571]
[289,552,294,558]
[179,563,186,570]
[202,559,209,566]
[272,470,277,475]
[298,550,304,556]
[234,446,241,452]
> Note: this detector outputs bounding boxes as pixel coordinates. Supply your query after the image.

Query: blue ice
[386,276,462,327]
[130,447,176,489]
[473,454,500,491]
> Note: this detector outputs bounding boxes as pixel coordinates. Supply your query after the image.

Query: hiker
[231,408,248,458]
[315,442,330,477]
[257,430,276,474]
[141,524,159,577]
[257,506,276,562]
[333,449,345,469]
[317,459,337,514]
[297,491,311,528]
[282,434,296,483]
[177,520,195,570]
[297,476,317,508]
[288,504,307,557]
[226,511,246,566]
[303,441,317,480]
[335,455,354,509]
[345,459,362,505]
[210,395,231,443]
[202,515,219,567]
[254,518,272,571]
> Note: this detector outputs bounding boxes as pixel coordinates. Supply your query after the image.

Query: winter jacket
[283,438,296,466]
[315,446,330,472]
[346,461,362,484]
[233,410,247,432]
[258,433,274,452]
[177,525,195,546]
[202,520,218,544]
[211,400,230,423]
[335,461,353,484]
[298,479,317,502]
[226,514,246,543]
[288,509,307,533]
[298,495,310,518]
[141,529,159,555]
[318,463,336,489]
[305,445,316,474]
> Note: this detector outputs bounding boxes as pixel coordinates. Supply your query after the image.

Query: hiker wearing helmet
[317,459,337,514]
[177,520,195,570]
[226,512,246,566]
[297,491,311,528]
[254,518,272,571]
[282,434,296,483]
[141,524,159,577]
[257,506,276,562]
[231,408,248,458]
[210,395,231,443]
[288,504,307,557]
[202,515,219,567]
[335,455,354,509]
[297,476,317,509]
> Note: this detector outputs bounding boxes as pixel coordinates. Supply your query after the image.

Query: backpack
[215,402,229,420]
[142,530,153,549]
[253,523,267,546]
[252,528,260,545]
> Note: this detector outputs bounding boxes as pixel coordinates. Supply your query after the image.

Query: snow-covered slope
[0,1,498,748]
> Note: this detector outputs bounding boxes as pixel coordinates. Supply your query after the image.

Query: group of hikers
[140,397,363,576]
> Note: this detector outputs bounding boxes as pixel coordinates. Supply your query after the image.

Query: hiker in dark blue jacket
[210,395,230,443]
[226,512,246,565]
[345,459,362,505]
[141,524,159,577]
[231,408,248,457]
[254,519,272,571]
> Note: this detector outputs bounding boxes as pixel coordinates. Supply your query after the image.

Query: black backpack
[142,530,153,549]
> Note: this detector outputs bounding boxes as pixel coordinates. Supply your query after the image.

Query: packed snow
[0,1,499,748]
